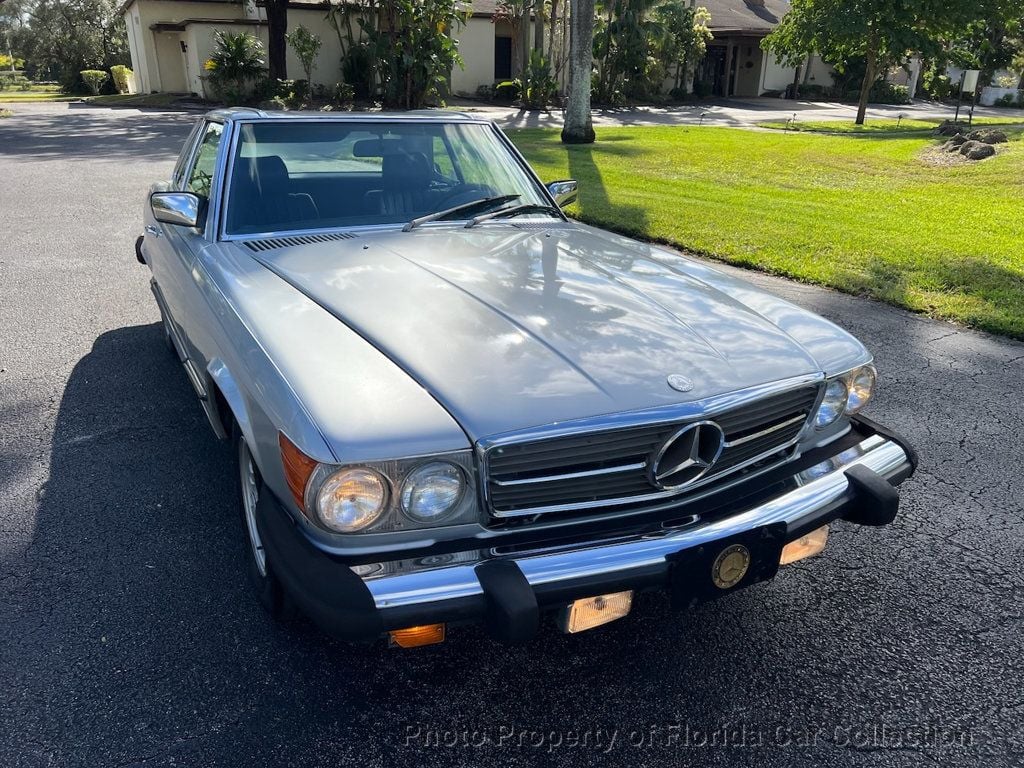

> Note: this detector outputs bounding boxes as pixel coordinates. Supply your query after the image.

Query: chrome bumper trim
[366,434,907,610]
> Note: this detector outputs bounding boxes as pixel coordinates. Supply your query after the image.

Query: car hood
[244,224,860,441]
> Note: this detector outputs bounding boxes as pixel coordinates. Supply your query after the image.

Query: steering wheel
[435,184,499,210]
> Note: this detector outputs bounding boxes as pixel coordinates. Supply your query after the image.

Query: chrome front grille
[483,383,821,519]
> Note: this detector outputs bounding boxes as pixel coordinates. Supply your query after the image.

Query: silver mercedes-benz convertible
[138,109,916,647]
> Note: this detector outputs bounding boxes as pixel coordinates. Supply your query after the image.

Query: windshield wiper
[464,203,563,228]
[403,194,521,231]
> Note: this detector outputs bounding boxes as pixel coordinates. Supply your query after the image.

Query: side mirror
[547,179,579,208]
[151,192,203,229]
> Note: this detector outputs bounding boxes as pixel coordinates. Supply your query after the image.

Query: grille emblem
[649,420,725,490]
[667,374,694,392]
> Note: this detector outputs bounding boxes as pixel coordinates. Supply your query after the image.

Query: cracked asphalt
[1,103,1022,767]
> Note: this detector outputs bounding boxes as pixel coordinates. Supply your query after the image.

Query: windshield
[224,120,552,236]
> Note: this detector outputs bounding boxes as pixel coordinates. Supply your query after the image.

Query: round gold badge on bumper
[711,544,751,589]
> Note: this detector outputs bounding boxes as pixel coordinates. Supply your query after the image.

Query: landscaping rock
[942,133,968,151]
[934,120,971,136]
[959,140,996,160]
[966,128,1008,144]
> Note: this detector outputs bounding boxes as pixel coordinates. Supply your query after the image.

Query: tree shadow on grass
[847,255,1024,340]
[564,139,650,239]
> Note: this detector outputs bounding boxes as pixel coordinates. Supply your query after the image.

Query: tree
[286,24,321,85]
[16,0,128,91]
[365,0,468,109]
[264,0,287,82]
[562,0,595,144]
[763,0,978,124]
[657,1,712,95]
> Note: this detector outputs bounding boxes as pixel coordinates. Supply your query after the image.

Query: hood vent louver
[243,232,358,252]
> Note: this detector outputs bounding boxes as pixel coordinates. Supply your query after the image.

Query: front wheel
[236,431,295,620]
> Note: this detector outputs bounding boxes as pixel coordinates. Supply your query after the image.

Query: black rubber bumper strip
[852,414,919,476]
[135,236,146,265]
[843,464,900,527]
[475,560,539,645]
[255,490,383,641]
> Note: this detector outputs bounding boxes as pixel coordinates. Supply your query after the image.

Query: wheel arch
[207,357,250,443]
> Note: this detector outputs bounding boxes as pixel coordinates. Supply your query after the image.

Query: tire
[234,426,296,621]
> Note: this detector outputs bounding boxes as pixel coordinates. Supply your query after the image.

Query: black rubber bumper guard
[256,416,918,645]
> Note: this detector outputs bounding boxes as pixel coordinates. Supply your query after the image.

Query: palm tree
[562,0,596,143]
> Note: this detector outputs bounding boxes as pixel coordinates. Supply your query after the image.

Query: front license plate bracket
[666,523,787,610]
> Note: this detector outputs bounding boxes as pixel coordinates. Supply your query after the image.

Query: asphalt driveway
[1,103,1022,768]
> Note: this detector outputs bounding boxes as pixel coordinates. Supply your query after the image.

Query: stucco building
[121,0,815,100]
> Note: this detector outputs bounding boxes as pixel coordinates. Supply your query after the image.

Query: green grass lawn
[0,91,79,102]
[758,116,1024,134]
[510,125,1024,338]
[86,92,192,108]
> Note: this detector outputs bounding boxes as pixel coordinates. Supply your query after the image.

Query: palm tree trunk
[534,0,545,51]
[561,0,595,144]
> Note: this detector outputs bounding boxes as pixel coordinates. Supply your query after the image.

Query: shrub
[270,78,306,110]
[204,31,266,104]
[332,82,355,108]
[868,81,910,105]
[493,80,520,102]
[110,65,133,94]
[0,72,29,91]
[475,83,495,101]
[80,70,109,96]
[341,43,374,101]
[994,92,1024,108]
[499,50,557,110]
[692,79,712,99]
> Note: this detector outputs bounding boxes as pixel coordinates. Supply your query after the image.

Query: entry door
[147,121,224,368]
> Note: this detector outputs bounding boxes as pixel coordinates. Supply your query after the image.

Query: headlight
[316,467,388,532]
[846,365,876,414]
[401,462,465,523]
[815,378,848,428]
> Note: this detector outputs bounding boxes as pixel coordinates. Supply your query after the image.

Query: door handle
[145,225,162,237]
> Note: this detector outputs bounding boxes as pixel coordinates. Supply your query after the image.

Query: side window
[187,122,224,199]
[171,122,201,187]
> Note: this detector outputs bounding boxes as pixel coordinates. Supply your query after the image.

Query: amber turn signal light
[780,525,829,565]
[389,624,446,648]
[279,432,318,510]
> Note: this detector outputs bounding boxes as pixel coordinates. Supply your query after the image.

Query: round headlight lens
[316,468,387,532]
[400,462,465,523]
[815,378,849,428]
[846,365,876,414]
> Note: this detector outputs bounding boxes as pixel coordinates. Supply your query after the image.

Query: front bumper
[256,417,916,644]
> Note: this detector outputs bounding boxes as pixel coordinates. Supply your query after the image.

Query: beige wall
[451,17,496,97]
[760,52,793,93]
